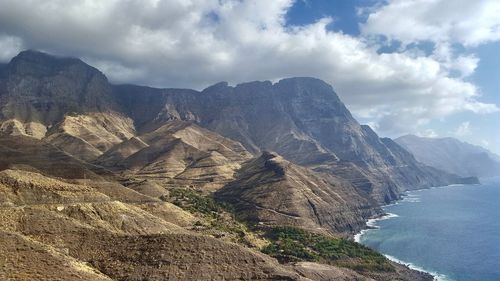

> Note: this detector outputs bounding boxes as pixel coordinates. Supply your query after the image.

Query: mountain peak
[274,76,342,105]
[276,77,335,92]
[260,151,279,160]
[7,50,100,78]
[202,81,230,93]
[278,76,330,85]
[11,49,81,65]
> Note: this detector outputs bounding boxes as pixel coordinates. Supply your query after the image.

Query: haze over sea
[357,177,500,281]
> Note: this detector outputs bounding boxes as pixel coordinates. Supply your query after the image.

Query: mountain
[0,164,309,281]
[0,50,474,206]
[0,132,112,179]
[0,50,471,205]
[0,50,135,160]
[396,135,500,178]
[96,120,253,190]
[114,78,472,204]
[0,50,456,280]
[215,152,380,234]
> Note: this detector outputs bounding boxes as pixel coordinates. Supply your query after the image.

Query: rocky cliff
[215,152,380,234]
[114,78,470,203]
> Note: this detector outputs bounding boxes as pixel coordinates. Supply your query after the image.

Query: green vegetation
[167,190,393,273]
[262,226,394,272]
[165,188,264,247]
[168,188,226,216]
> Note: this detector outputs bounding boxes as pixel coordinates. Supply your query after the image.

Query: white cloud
[361,0,500,47]
[0,34,24,61]
[454,121,471,137]
[418,129,438,138]
[481,140,490,147]
[430,43,479,78]
[0,0,497,137]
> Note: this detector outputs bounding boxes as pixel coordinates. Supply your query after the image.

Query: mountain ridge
[113,76,473,203]
[0,50,463,281]
[396,134,500,178]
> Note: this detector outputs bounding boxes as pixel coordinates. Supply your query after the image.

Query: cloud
[361,0,500,47]
[454,121,471,137]
[418,129,438,138]
[0,0,498,137]
[481,140,490,147]
[0,34,23,61]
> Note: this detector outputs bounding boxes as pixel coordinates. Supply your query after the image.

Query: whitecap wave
[401,197,421,203]
[401,193,421,203]
[354,213,399,242]
[384,254,452,281]
[353,229,368,243]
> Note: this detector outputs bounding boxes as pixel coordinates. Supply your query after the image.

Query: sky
[0,0,499,153]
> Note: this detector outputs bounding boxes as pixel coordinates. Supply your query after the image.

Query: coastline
[384,254,451,281]
[353,190,451,281]
[353,212,399,243]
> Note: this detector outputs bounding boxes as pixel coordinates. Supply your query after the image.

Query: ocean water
[356,177,500,281]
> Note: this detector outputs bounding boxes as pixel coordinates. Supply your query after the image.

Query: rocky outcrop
[396,134,500,178]
[216,152,380,234]
[44,112,136,161]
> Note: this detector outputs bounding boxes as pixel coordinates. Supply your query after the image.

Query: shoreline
[384,254,450,281]
[353,212,399,243]
[353,189,453,281]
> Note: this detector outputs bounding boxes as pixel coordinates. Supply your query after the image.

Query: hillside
[215,152,379,235]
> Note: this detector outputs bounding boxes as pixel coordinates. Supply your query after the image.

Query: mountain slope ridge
[0,50,474,203]
[396,134,500,177]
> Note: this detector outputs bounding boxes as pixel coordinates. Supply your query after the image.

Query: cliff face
[0,50,471,207]
[0,50,135,163]
[215,152,380,235]
[396,135,500,178]
[115,78,467,203]
[0,50,119,125]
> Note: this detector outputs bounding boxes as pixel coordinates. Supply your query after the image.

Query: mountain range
[0,50,476,280]
[396,134,500,178]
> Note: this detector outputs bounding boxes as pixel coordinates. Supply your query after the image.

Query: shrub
[262,226,394,272]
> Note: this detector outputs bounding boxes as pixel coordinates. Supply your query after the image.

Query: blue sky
[0,0,498,153]
[286,0,500,153]
[286,0,376,35]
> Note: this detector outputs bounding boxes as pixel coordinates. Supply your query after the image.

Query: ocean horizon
[356,178,500,281]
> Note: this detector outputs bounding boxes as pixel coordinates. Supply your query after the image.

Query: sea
[355,177,500,281]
